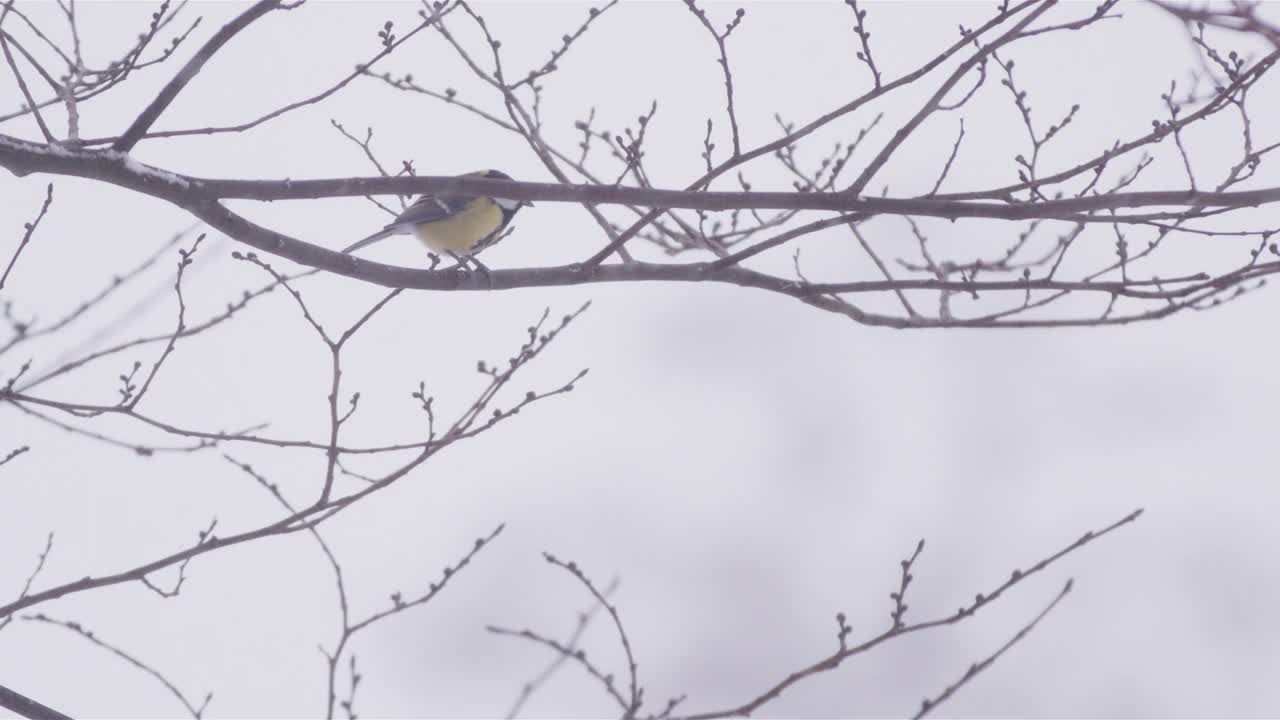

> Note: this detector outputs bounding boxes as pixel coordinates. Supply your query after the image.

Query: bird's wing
[392,194,474,226]
[343,193,480,254]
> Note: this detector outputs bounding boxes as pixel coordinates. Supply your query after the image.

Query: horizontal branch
[0,131,1273,332]
[3,134,1280,222]
[199,177,1280,220]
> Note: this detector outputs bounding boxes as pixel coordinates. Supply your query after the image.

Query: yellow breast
[411,198,504,255]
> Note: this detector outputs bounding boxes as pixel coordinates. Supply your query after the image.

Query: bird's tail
[341,226,398,254]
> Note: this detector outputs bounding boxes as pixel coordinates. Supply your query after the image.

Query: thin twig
[1,183,52,290]
[24,614,212,717]
[914,580,1074,718]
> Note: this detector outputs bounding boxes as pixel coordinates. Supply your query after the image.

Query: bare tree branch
[1,182,52,290]
[676,508,1142,719]
[0,684,71,720]
[112,0,288,152]
[23,613,212,718]
[914,580,1073,718]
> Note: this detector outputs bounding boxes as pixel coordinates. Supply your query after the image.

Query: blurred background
[2,1,1278,717]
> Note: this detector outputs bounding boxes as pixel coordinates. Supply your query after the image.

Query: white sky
[2,1,1279,717]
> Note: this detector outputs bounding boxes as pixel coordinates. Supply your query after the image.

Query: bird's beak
[523,200,535,207]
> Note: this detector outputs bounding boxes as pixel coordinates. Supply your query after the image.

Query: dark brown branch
[851,223,919,318]
[487,624,630,712]
[431,2,638,264]
[1,3,73,66]
[112,0,285,152]
[121,236,203,410]
[938,48,1280,200]
[1018,0,1120,38]
[0,30,62,93]
[7,136,1278,219]
[845,0,1055,196]
[0,224,192,357]
[231,455,501,720]
[510,1,619,90]
[0,532,53,633]
[1,182,52,290]
[0,4,201,128]
[99,2,452,147]
[0,684,71,720]
[18,267,305,393]
[848,0,882,88]
[914,580,1073,719]
[678,508,1143,720]
[1154,1,1280,47]
[2,134,1272,330]
[542,553,641,716]
[24,613,212,718]
[685,1,744,156]
[196,179,1280,220]
[0,0,1275,330]
[0,444,29,466]
[500,578,620,719]
[0,303,587,619]
[927,119,965,196]
[0,3,54,142]
[583,0,1048,265]
[228,251,405,503]
[10,402,229,457]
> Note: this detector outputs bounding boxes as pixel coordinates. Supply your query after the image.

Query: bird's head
[475,169,533,211]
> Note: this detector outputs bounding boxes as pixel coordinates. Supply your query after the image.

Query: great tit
[342,169,531,259]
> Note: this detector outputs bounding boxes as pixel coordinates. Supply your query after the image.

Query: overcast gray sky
[2,1,1279,717]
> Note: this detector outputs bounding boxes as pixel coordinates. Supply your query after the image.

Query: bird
[342,169,532,265]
